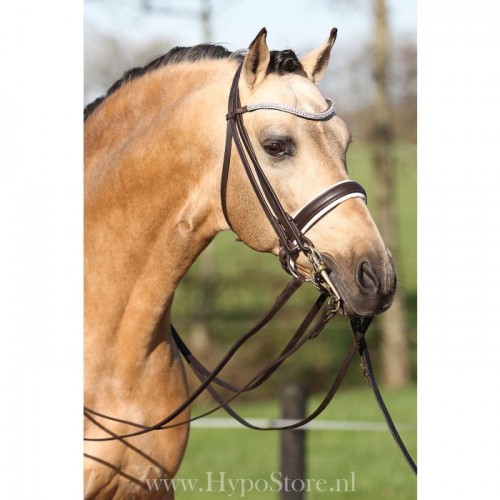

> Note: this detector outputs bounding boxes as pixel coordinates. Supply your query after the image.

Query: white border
[3,0,500,497]
[419,1,500,497]
[0,1,82,497]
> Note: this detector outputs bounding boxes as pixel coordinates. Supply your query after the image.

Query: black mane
[84,43,304,121]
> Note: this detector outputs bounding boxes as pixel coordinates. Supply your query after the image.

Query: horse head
[223,28,396,317]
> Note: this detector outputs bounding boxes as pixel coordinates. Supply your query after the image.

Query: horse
[84,28,396,499]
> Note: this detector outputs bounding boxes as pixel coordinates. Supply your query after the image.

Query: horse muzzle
[328,253,397,318]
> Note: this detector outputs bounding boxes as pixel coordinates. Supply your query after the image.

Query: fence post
[280,383,307,500]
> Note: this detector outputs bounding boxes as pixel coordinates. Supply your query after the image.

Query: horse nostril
[356,260,379,294]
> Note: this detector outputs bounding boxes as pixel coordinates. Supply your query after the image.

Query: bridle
[84,64,417,477]
[221,64,367,305]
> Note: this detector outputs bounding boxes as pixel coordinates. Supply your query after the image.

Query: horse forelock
[84,44,307,121]
[268,50,306,77]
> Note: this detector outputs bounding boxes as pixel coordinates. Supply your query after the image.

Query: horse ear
[242,28,270,89]
[300,28,338,83]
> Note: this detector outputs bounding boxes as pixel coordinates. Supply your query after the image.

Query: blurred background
[84,0,416,389]
[85,1,416,496]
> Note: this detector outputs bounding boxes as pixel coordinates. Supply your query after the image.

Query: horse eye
[263,140,292,157]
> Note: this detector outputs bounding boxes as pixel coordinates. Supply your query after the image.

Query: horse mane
[84,43,304,121]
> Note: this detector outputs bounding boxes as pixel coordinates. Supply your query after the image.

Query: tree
[371,0,410,388]
[143,0,216,341]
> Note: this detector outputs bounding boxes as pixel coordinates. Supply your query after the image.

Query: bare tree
[371,0,410,388]
[84,25,173,105]
[390,40,417,142]
[142,0,217,341]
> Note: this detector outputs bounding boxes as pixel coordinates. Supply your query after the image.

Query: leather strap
[221,114,234,230]
[84,63,417,477]
[221,64,316,258]
[84,276,305,441]
[294,180,367,233]
[351,317,417,476]
[220,64,367,284]
[84,285,417,476]
[179,327,363,432]
[229,101,296,247]
[85,290,355,437]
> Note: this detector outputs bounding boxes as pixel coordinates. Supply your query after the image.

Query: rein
[84,64,417,477]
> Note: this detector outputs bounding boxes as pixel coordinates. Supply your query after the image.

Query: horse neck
[84,62,232,369]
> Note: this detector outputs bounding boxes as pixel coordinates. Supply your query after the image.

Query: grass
[173,141,417,317]
[176,385,417,499]
[171,141,417,390]
[346,141,417,293]
[170,142,417,498]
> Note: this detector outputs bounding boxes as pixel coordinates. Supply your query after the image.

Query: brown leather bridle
[84,64,417,477]
[221,64,367,305]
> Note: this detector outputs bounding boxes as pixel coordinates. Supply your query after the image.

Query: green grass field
[172,141,417,389]
[173,141,417,318]
[176,385,417,499]
[170,141,417,499]
[346,141,417,294]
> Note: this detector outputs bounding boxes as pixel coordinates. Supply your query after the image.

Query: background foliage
[172,141,417,398]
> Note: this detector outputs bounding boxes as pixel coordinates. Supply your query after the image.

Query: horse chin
[338,298,391,319]
[335,280,395,318]
[292,261,395,318]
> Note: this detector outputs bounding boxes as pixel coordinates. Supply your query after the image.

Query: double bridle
[84,64,417,477]
[221,64,367,306]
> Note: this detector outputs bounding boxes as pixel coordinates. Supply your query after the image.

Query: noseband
[221,64,366,304]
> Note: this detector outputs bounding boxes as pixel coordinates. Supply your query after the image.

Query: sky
[85,0,416,50]
[84,0,416,106]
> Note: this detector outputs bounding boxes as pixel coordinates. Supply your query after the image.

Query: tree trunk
[371,0,410,388]
[192,0,215,342]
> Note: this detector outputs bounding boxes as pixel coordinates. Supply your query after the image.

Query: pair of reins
[84,64,417,476]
